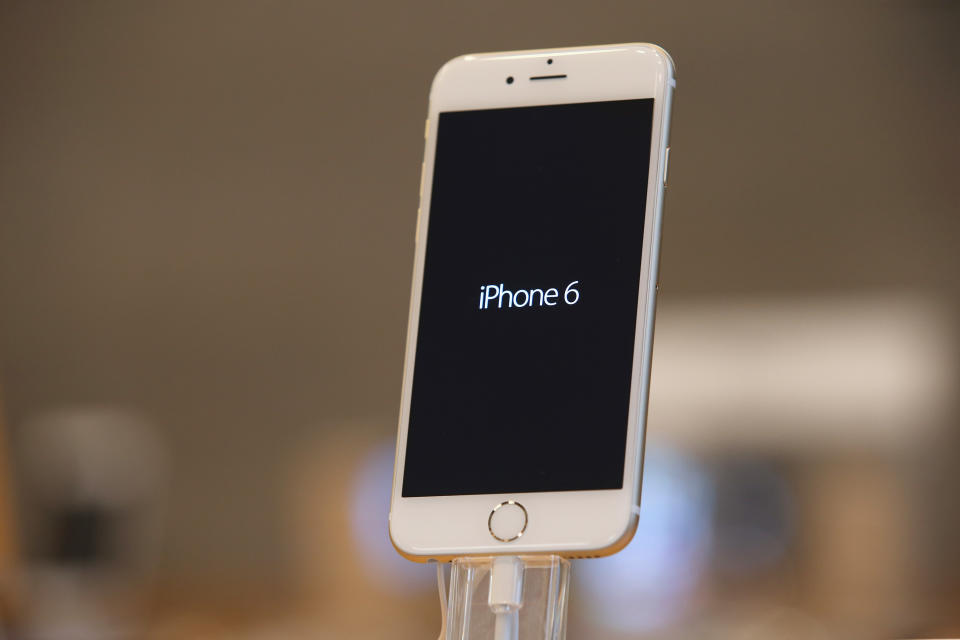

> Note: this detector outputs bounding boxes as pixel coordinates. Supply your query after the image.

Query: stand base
[444,555,570,640]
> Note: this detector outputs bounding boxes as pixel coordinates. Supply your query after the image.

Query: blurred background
[0,1,958,638]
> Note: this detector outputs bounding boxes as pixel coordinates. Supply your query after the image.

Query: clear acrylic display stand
[439,555,571,640]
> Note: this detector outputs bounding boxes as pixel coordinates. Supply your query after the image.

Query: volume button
[415,161,426,242]
[663,146,670,187]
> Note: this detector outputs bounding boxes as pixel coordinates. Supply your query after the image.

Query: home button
[488,501,528,542]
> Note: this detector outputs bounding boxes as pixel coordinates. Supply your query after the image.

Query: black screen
[402,98,654,497]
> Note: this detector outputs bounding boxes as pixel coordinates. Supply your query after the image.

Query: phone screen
[402,98,655,497]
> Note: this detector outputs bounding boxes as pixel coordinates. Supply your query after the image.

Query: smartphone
[390,43,675,560]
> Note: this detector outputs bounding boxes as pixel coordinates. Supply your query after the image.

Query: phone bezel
[390,44,675,560]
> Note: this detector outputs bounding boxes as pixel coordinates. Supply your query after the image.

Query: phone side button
[663,146,670,187]
[488,500,528,543]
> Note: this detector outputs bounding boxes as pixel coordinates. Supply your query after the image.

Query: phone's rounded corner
[625,42,676,85]
[388,516,431,564]
[428,53,475,104]
[584,508,640,559]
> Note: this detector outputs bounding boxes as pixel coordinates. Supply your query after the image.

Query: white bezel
[390,43,675,560]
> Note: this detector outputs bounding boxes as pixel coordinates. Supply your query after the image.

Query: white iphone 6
[390,43,675,560]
